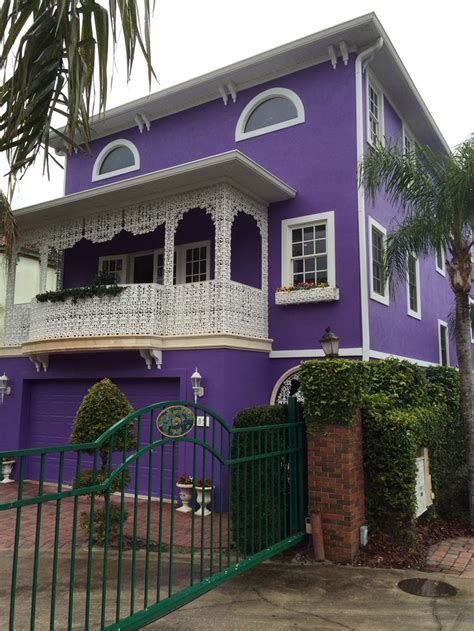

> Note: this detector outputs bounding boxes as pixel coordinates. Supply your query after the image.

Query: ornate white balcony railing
[4,280,268,346]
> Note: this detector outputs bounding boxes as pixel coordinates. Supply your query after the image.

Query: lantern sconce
[319,327,340,358]
[191,368,204,404]
[0,373,12,404]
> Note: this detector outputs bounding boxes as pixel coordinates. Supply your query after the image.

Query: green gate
[0,399,305,630]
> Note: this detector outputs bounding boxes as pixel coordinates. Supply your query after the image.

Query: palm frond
[0,0,156,190]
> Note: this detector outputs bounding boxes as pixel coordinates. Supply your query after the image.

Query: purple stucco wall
[365,92,458,365]
[64,58,361,352]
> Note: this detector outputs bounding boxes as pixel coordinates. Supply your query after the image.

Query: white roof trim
[49,12,449,156]
[14,151,296,227]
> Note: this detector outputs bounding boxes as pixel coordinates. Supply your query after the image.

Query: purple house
[1,13,470,460]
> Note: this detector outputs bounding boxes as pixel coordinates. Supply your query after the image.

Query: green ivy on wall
[299,358,466,536]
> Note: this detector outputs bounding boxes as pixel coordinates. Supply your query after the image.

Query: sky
[2,0,473,209]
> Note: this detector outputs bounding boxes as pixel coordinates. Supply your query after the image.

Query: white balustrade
[4,280,268,345]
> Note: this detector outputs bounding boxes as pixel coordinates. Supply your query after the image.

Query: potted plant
[176,474,194,513]
[0,458,15,484]
[195,478,213,517]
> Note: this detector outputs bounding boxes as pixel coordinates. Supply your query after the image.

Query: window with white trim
[369,218,389,305]
[92,139,140,182]
[435,247,446,276]
[470,298,474,344]
[403,126,415,154]
[438,320,449,366]
[235,88,305,142]
[99,256,127,283]
[281,212,335,288]
[407,253,421,319]
[367,80,383,145]
[99,241,209,285]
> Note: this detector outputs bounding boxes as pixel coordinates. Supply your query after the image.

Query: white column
[214,187,232,284]
[3,246,18,344]
[39,245,49,293]
[163,215,176,287]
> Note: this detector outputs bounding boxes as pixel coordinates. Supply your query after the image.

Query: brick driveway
[0,481,229,552]
[425,537,474,578]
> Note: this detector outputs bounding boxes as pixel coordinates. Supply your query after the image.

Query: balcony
[5,280,269,355]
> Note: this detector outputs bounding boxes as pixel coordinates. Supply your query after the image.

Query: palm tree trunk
[454,290,474,525]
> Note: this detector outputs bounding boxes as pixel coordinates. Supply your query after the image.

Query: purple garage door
[23,378,181,497]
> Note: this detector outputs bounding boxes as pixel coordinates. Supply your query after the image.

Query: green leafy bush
[299,359,364,431]
[79,505,128,545]
[299,359,466,536]
[231,404,288,555]
[36,272,125,304]
[70,378,136,543]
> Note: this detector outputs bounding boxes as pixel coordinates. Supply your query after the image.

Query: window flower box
[275,284,339,305]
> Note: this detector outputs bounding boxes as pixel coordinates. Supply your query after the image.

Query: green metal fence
[0,398,306,630]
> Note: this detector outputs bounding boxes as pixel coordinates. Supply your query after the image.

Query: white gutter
[355,37,383,361]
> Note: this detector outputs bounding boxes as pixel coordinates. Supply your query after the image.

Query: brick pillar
[307,412,365,563]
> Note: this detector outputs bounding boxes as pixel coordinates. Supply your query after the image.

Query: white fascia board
[269,347,362,359]
[14,151,296,226]
[369,349,437,367]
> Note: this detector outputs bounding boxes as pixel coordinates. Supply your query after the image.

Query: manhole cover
[398,578,457,598]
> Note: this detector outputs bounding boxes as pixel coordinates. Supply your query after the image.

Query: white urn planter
[176,483,194,513]
[1,459,15,484]
[195,487,213,517]
[275,287,340,305]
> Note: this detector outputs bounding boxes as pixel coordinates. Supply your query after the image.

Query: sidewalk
[425,537,474,578]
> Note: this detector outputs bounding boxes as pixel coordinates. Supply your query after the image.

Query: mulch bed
[353,519,473,570]
[272,518,473,569]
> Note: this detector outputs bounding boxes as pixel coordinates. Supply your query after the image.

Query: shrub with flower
[276,281,328,292]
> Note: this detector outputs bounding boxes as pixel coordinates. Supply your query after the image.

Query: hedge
[230,404,288,555]
[299,359,466,536]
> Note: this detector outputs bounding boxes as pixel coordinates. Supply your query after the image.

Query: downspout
[355,37,383,361]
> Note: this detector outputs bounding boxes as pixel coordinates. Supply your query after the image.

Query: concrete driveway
[2,550,473,629]
[156,562,474,630]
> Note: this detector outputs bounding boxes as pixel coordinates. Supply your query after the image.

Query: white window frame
[175,240,211,284]
[402,123,415,154]
[406,253,421,319]
[470,297,474,344]
[235,87,305,142]
[368,217,389,306]
[92,139,140,182]
[281,211,336,288]
[99,240,210,285]
[435,247,446,276]
[98,255,128,284]
[438,319,450,366]
[366,74,384,146]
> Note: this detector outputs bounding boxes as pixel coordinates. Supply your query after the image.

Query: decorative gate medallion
[156,405,195,437]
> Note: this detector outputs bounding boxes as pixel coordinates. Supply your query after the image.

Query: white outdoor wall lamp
[0,373,12,403]
[191,368,204,404]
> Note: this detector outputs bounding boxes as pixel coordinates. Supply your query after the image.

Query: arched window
[92,139,140,182]
[235,88,305,142]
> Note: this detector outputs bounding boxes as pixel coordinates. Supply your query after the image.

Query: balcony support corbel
[139,349,162,370]
[29,354,49,373]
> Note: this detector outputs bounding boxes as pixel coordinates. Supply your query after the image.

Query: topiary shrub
[70,378,136,543]
[231,404,289,555]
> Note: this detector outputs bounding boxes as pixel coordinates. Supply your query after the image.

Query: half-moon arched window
[92,139,140,182]
[235,88,305,142]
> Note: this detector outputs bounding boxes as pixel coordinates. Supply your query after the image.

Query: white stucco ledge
[275,287,340,305]
[0,333,273,358]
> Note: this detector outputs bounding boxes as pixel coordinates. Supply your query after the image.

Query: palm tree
[360,138,474,524]
[0,0,154,258]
